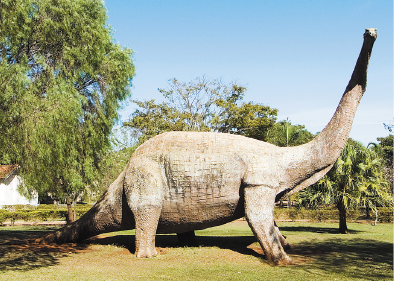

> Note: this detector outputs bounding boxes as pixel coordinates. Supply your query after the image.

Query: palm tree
[298,139,392,233]
[368,135,393,190]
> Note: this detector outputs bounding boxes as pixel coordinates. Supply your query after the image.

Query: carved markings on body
[123,131,292,262]
[124,132,280,234]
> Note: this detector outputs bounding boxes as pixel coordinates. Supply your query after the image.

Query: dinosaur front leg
[244,186,292,265]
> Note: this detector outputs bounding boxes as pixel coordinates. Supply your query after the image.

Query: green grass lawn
[0,221,392,280]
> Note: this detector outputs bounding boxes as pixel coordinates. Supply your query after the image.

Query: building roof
[0,164,20,180]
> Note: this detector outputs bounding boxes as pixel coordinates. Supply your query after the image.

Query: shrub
[287,208,300,221]
[0,204,92,223]
[377,207,393,223]
[273,206,377,222]
[0,209,8,225]
[0,205,391,224]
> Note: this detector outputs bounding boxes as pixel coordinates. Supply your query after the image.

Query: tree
[0,0,135,222]
[298,139,393,233]
[374,135,393,188]
[266,119,315,207]
[158,77,236,131]
[124,100,193,143]
[98,145,138,199]
[212,91,278,141]
[267,118,315,147]
[125,77,278,142]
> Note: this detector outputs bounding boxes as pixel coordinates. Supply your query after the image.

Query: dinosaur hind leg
[177,231,199,247]
[133,206,161,258]
[124,158,164,258]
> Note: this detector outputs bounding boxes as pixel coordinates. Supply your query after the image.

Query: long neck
[312,28,377,165]
[280,29,377,197]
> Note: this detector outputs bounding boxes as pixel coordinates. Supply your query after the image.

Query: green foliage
[299,140,392,208]
[376,207,393,223]
[98,145,138,196]
[213,90,278,141]
[125,77,278,143]
[267,119,315,147]
[273,207,392,222]
[158,77,235,131]
[0,204,91,222]
[0,0,135,205]
[376,135,393,159]
[0,209,7,225]
[275,207,338,221]
[297,139,393,231]
[125,99,192,143]
[370,135,393,188]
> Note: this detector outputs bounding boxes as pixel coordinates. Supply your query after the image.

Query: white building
[0,164,38,207]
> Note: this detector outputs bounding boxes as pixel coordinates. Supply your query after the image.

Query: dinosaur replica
[38,29,377,265]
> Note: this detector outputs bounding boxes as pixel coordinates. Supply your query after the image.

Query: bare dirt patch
[11,240,95,254]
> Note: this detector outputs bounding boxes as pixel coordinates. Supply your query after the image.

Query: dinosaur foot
[135,247,158,258]
[282,242,292,250]
[272,255,294,266]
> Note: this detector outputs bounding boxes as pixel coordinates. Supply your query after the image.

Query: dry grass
[0,220,392,280]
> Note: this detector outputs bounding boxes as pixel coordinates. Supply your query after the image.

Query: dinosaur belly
[156,152,245,233]
[157,193,244,233]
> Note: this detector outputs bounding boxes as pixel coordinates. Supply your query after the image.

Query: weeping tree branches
[0,0,135,222]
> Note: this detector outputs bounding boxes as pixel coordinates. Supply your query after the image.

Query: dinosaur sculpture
[39,29,377,265]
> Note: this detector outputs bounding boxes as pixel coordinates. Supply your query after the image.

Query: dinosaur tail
[38,168,135,244]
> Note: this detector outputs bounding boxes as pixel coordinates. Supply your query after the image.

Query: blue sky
[103,0,393,145]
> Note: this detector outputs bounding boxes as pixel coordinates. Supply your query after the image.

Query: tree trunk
[373,206,378,226]
[337,197,348,234]
[72,194,78,221]
[365,203,370,218]
[72,201,76,221]
[287,195,291,209]
[65,195,75,224]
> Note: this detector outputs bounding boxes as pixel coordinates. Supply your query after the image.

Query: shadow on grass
[89,232,393,279]
[279,225,363,234]
[0,227,89,273]
[87,234,261,258]
[290,238,393,280]
[1,225,391,279]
